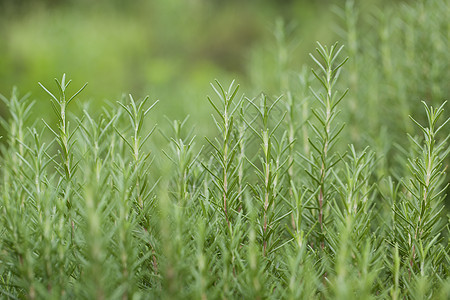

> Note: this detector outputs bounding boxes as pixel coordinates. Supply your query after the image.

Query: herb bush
[0,1,449,300]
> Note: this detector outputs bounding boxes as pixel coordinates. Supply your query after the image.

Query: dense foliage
[0,0,449,299]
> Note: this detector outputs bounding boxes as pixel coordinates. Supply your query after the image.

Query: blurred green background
[0,0,387,131]
[0,0,447,143]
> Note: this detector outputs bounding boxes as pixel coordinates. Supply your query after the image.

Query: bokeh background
[0,0,448,145]
[0,0,397,131]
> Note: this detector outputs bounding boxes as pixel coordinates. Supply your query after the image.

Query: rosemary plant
[0,36,448,299]
[391,101,449,298]
[301,42,348,251]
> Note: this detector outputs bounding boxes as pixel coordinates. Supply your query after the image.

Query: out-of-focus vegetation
[1,0,406,136]
[0,0,324,123]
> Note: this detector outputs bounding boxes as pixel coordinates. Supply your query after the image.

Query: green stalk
[306,42,348,248]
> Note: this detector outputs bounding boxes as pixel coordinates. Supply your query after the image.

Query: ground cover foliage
[0,1,449,299]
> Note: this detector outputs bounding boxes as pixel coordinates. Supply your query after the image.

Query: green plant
[0,2,449,296]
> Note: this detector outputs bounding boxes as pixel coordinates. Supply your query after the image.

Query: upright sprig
[0,88,34,168]
[327,146,383,297]
[114,94,160,290]
[303,42,348,248]
[393,101,449,290]
[157,116,207,298]
[333,146,376,220]
[245,94,291,257]
[330,145,378,257]
[203,80,243,228]
[39,74,87,246]
[78,109,116,181]
[39,74,87,182]
[115,94,158,211]
[0,88,35,208]
[162,116,202,207]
